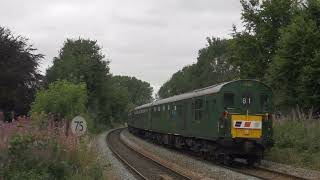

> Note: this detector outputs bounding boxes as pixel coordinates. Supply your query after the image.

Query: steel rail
[111,128,307,180]
[107,128,147,180]
[107,128,192,180]
[220,164,307,180]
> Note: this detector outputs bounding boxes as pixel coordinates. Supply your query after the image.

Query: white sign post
[71,116,87,136]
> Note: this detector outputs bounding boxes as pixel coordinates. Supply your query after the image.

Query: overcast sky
[0,0,243,93]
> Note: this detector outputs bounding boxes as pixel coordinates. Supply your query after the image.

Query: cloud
[0,0,243,93]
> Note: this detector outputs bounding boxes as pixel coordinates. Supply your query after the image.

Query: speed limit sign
[71,116,87,136]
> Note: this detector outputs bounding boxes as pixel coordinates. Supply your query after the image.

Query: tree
[267,1,320,109]
[195,37,239,87]
[46,38,115,127]
[227,0,320,110]
[158,37,238,98]
[229,0,298,79]
[158,64,197,98]
[31,80,87,119]
[112,76,153,106]
[0,26,43,114]
[46,38,110,94]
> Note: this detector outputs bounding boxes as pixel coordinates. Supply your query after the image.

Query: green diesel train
[128,79,274,165]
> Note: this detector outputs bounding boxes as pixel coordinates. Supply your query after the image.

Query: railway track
[223,165,307,180]
[107,128,191,180]
[108,128,308,179]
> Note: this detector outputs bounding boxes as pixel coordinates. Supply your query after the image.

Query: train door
[174,102,186,133]
[182,102,187,130]
[149,107,152,130]
[221,92,235,137]
[204,96,218,137]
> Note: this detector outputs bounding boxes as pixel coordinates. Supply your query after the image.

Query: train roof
[134,79,267,110]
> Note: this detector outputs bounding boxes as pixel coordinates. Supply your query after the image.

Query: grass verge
[266,119,320,170]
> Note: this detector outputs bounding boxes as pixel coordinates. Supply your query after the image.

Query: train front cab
[218,80,273,164]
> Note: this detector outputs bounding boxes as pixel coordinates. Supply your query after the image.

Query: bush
[31,80,96,133]
[0,121,106,180]
[266,119,320,170]
[31,80,88,121]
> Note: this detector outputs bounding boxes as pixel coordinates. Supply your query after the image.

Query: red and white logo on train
[233,120,262,129]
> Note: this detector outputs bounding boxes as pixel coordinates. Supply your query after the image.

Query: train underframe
[128,126,265,166]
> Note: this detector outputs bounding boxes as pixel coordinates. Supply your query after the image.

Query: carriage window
[194,99,204,121]
[260,95,269,112]
[224,93,234,108]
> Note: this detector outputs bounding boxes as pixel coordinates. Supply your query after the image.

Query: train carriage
[128,79,273,164]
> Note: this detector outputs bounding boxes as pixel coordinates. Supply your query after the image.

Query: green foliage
[45,38,153,130]
[159,0,320,110]
[1,133,106,180]
[0,26,43,114]
[31,80,87,120]
[112,75,153,106]
[158,37,239,98]
[195,38,239,87]
[45,38,125,128]
[266,119,320,170]
[46,38,109,94]
[229,32,265,79]
[107,81,129,123]
[159,64,196,98]
[230,0,297,79]
[268,13,320,107]
[228,0,320,110]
